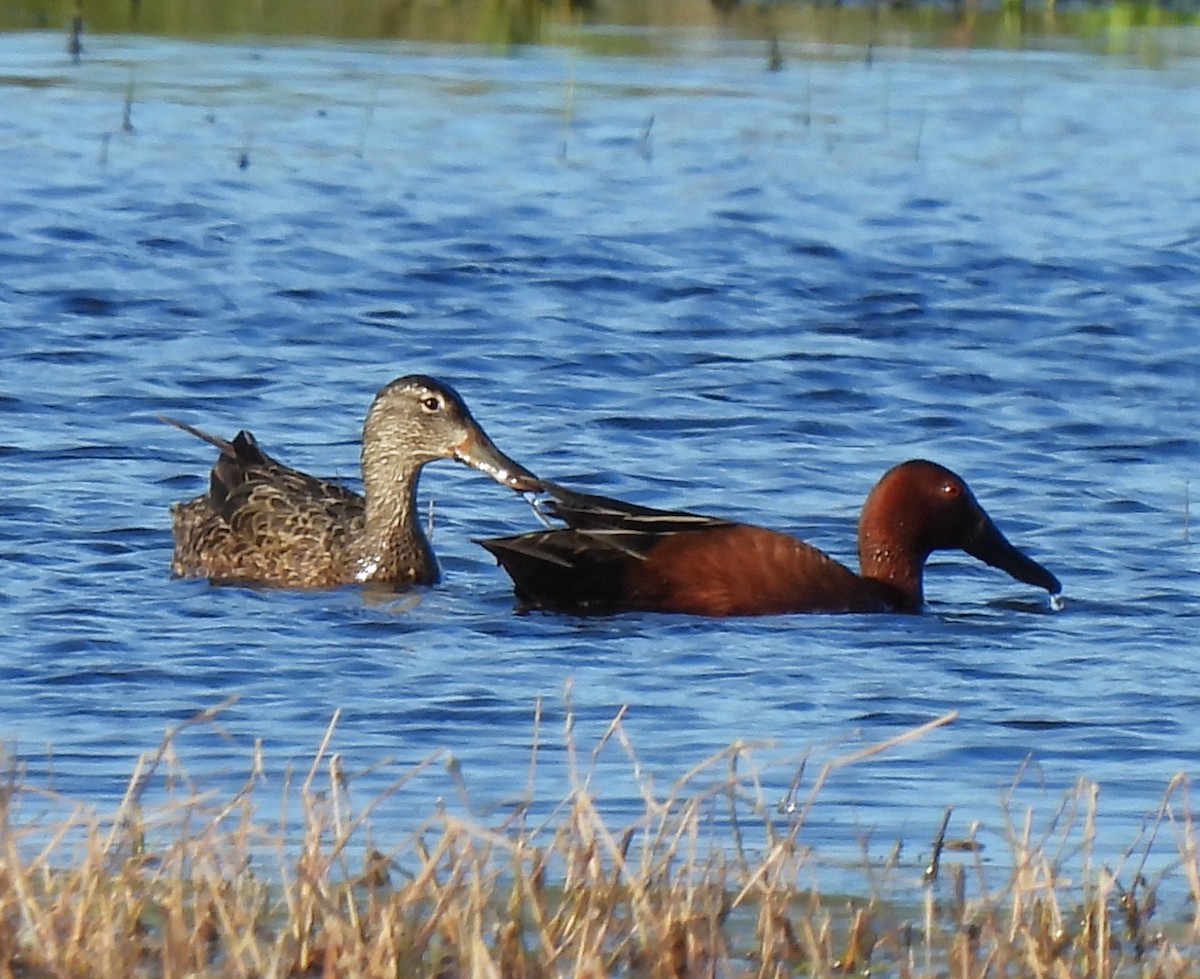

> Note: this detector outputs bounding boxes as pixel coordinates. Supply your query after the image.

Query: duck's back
[170,430,367,587]
[482,482,891,616]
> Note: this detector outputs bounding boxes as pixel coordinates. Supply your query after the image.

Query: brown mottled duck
[162,375,540,589]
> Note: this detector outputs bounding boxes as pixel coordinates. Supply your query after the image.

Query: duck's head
[858,459,1061,606]
[362,374,541,492]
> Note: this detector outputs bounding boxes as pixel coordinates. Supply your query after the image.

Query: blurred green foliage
[3,0,1198,62]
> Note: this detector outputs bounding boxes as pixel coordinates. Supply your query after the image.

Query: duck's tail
[157,415,238,457]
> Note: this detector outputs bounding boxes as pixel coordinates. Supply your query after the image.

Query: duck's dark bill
[963,517,1061,595]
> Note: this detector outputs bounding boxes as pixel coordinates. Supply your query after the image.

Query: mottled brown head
[360,375,540,500]
[857,459,1061,609]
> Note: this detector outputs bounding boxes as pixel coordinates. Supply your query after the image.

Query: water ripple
[0,31,1197,875]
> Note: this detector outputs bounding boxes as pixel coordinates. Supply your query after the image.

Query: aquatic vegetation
[6,0,1200,64]
[1,701,1197,977]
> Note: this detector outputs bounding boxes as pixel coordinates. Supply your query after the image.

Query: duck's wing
[478,526,655,611]
[481,480,730,611]
[535,480,735,535]
[159,415,362,529]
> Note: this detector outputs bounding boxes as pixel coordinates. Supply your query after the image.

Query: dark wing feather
[479,528,652,612]
[482,481,749,613]
[537,480,734,534]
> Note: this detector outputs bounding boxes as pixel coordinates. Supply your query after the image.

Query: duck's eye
[941,482,961,499]
[421,396,442,412]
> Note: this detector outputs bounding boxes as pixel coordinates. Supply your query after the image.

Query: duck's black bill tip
[963,519,1060,598]
[1007,558,1061,598]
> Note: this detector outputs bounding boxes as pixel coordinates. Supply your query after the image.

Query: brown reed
[0,698,1197,978]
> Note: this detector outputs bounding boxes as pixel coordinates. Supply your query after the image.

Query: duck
[163,374,538,588]
[479,460,1061,616]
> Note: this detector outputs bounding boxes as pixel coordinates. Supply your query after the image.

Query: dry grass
[1,699,1198,979]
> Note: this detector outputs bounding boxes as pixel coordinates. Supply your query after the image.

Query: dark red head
[858,460,1061,610]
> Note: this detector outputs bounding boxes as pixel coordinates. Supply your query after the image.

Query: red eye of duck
[941,481,961,499]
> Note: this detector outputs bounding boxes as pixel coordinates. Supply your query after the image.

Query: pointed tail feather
[157,415,237,456]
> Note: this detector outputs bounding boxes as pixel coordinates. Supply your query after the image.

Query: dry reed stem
[2,702,1200,978]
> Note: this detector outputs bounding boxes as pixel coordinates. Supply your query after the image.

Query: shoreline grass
[2,701,1198,977]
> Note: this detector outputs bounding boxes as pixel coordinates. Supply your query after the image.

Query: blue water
[3,27,1200,892]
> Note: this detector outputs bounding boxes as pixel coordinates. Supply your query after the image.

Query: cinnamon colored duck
[163,375,538,588]
[479,460,1061,616]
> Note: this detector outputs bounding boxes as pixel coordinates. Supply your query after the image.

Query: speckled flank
[164,375,539,589]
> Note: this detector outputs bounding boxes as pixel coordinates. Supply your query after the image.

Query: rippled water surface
[3,26,1200,889]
